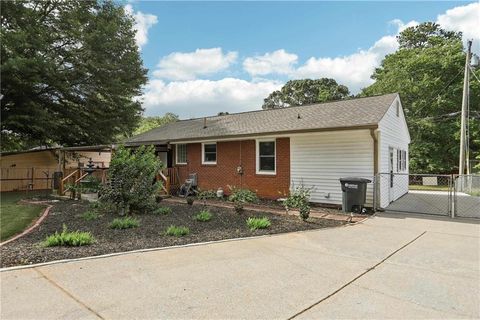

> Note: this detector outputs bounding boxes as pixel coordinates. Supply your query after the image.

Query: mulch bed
[0,199,345,268]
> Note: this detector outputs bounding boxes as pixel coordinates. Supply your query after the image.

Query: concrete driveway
[1,213,479,319]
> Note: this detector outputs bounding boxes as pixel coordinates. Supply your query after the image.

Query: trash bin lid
[339,177,372,183]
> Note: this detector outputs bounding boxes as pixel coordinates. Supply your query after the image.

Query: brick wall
[175,138,290,199]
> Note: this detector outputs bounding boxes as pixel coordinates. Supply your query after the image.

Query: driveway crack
[34,268,104,319]
[287,231,427,320]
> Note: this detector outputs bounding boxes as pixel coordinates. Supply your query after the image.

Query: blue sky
[123,1,480,118]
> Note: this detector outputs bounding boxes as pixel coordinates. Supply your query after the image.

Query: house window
[396,101,400,117]
[256,139,276,174]
[396,149,407,172]
[176,144,187,164]
[202,143,217,164]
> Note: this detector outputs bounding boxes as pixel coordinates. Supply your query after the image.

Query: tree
[363,23,480,173]
[262,78,350,109]
[1,1,147,151]
[134,113,179,135]
[100,145,163,215]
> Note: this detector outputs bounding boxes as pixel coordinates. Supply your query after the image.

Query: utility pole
[459,40,472,176]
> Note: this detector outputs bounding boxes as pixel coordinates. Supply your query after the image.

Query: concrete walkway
[1,213,479,319]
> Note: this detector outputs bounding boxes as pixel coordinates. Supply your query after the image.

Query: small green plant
[165,225,190,236]
[110,216,140,229]
[246,217,271,231]
[81,210,99,221]
[186,197,195,206]
[197,190,217,200]
[233,201,244,214]
[284,184,312,221]
[228,186,258,203]
[299,202,310,221]
[42,225,94,247]
[154,207,172,215]
[195,210,212,222]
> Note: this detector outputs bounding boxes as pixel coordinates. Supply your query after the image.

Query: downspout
[370,128,379,211]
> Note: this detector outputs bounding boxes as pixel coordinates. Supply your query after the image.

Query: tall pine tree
[1,1,148,150]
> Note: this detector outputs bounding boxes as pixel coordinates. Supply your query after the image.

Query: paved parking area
[1,213,479,319]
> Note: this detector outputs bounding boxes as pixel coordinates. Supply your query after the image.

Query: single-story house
[0,145,112,192]
[126,93,410,209]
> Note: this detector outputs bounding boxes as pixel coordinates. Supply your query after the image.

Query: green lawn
[0,192,46,241]
[409,185,450,191]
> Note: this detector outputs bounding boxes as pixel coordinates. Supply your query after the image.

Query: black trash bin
[339,177,371,213]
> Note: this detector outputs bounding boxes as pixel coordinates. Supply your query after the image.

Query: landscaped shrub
[186,197,195,206]
[228,186,258,203]
[110,217,140,229]
[165,225,190,236]
[99,145,163,215]
[246,217,271,231]
[42,225,94,247]
[197,190,217,200]
[284,184,312,221]
[299,202,310,221]
[154,207,172,215]
[81,210,99,221]
[194,210,212,222]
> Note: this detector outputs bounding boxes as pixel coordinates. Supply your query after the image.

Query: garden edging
[0,204,52,247]
[163,197,369,224]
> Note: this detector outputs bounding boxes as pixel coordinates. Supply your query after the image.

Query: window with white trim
[202,143,217,164]
[176,144,187,164]
[256,140,276,174]
[396,149,407,172]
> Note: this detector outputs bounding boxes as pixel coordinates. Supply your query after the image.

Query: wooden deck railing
[158,167,180,195]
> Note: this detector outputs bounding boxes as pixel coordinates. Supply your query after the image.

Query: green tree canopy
[262,78,350,109]
[1,0,147,151]
[133,113,179,135]
[363,22,480,173]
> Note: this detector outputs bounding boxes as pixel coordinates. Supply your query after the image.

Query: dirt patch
[0,199,345,268]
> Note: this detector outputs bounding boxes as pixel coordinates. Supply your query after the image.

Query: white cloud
[153,48,238,81]
[141,2,480,116]
[243,49,298,76]
[390,19,419,33]
[143,78,281,117]
[292,34,399,92]
[125,4,158,49]
[437,2,480,50]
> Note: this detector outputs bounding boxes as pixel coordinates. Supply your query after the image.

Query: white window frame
[256,139,276,175]
[202,142,217,165]
[395,148,407,172]
[175,144,187,165]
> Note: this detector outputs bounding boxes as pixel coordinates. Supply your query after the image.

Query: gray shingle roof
[126,93,398,145]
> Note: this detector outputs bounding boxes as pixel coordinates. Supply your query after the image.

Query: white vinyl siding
[378,97,411,208]
[290,130,374,206]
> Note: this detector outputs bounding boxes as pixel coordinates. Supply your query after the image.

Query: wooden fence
[0,167,57,192]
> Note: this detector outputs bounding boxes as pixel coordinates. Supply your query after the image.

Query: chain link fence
[374,173,479,219]
[375,173,453,216]
[454,175,480,218]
